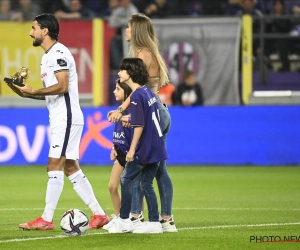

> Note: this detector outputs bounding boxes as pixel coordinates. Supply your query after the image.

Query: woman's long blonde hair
[128,13,169,87]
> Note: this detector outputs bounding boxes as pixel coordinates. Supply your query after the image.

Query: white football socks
[42,171,64,222]
[68,169,105,215]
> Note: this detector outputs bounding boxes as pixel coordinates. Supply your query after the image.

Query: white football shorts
[49,124,83,160]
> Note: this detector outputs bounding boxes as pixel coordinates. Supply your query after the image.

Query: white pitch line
[0,222,300,244]
[1,207,300,211]
[173,207,300,211]
[179,222,300,230]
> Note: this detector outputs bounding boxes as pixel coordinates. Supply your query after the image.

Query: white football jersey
[40,42,84,126]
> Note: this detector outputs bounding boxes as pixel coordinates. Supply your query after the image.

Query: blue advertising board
[0,106,299,165]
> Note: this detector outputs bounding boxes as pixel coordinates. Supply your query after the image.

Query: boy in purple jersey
[108,58,167,234]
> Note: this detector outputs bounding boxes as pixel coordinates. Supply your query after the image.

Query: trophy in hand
[4,67,30,87]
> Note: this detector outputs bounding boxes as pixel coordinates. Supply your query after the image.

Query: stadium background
[0,17,299,166]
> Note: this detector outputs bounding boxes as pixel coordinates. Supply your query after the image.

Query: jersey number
[152,110,163,137]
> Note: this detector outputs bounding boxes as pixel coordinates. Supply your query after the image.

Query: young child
[103,79,133,230]
[108,58,167,234]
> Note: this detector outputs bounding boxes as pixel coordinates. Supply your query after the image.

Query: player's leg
[64,125,109,229]
[18,125,68,230]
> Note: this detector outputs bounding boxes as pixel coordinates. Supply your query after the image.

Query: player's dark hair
[120,58,149,86]
[34,13,59,41]
[116,79,132,101]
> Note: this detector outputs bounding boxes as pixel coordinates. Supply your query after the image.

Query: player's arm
[14,71,69,96]
[126,126,143,162]
[6,82,45,100]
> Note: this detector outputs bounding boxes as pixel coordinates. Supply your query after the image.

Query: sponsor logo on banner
[0,111,113,164]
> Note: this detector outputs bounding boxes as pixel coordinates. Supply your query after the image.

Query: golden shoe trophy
[4,67,30,87]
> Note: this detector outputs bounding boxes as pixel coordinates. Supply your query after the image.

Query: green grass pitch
[0,166,299,250]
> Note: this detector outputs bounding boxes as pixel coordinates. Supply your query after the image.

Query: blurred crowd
[2,0,300,21]
[1,0,300,75]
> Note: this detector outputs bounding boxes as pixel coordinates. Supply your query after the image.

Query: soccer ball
[60,209,89,236]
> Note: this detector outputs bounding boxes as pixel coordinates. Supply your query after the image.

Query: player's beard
[32,36,43,47]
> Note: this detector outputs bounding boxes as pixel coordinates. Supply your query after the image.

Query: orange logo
[79,111,113,158]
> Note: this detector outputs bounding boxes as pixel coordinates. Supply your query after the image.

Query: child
[108,58,167,234]
[103,79,134,230]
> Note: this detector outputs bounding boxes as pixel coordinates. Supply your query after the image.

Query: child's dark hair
[120,58,149,85]
[116,79,132,101]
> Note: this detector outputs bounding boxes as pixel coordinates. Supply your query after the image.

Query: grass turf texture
[0,166,299,250]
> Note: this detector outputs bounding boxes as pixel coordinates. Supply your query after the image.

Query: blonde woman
[108,13,177,232]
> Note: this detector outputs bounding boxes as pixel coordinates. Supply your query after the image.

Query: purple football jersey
[130,86,168,164]
[113,110,132,155]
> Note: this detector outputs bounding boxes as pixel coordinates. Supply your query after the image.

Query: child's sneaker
[89,214,110,229]
[160,215,178,232]
[18,217,54,230]
[103,214,117,230]
[108,217,134,233]
[133,221,163,234]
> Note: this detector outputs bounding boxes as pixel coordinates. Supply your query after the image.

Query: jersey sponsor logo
[131,101,137,105]
[0,111,114,163]
[52,145,60,148]
[113,132,125,139]
[113,139,125,144]
[57,58,67,67]
[41,72,47,78]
